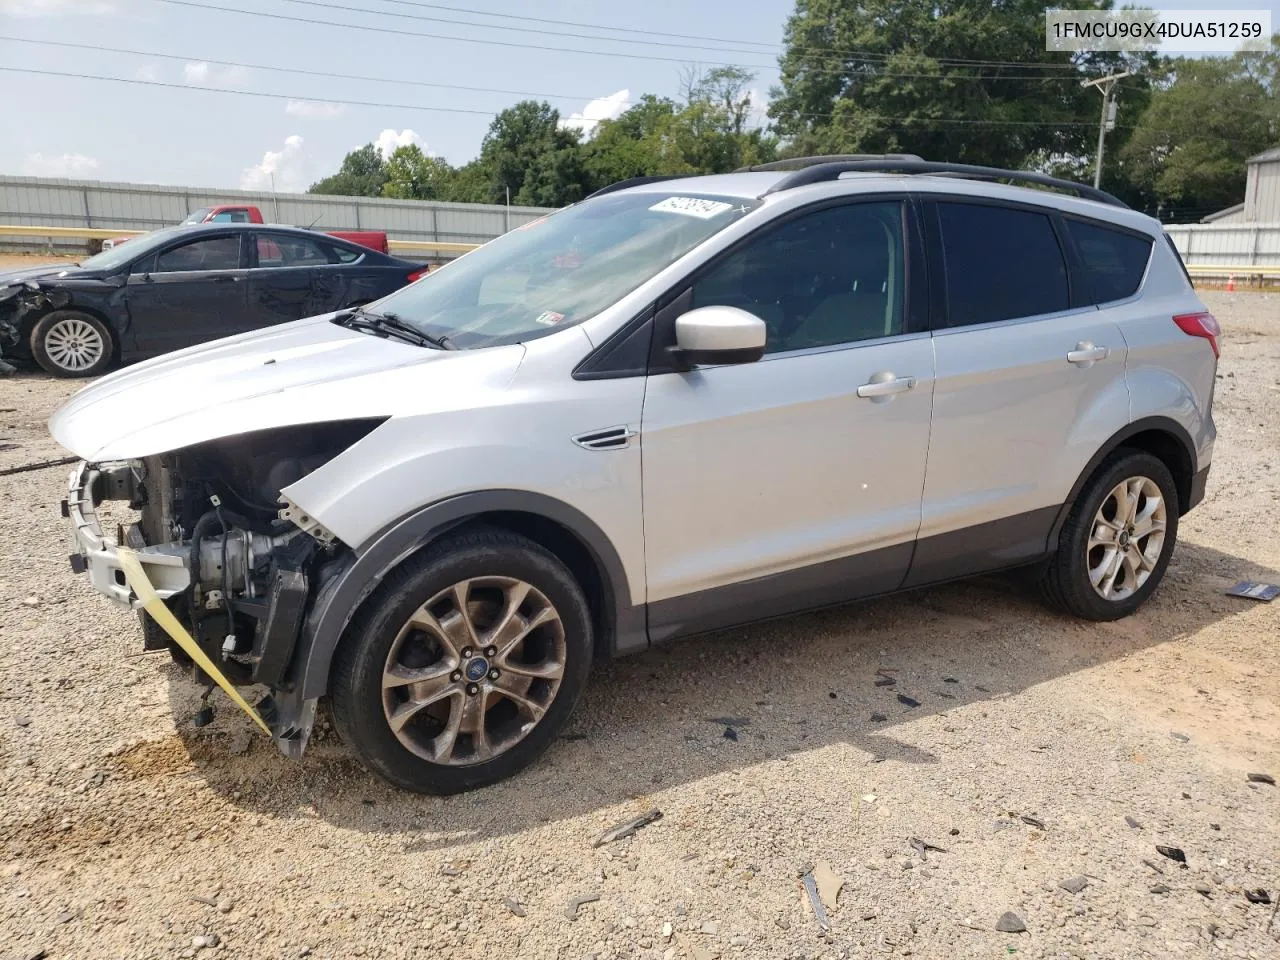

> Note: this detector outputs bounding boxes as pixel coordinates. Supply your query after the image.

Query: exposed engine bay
[70,420,385,744]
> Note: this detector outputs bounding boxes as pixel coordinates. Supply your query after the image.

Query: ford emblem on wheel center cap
[464,657,490,682]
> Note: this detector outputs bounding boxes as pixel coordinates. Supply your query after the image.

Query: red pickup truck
[101,205,391,253]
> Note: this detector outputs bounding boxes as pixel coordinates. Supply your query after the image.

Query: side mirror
[668,305,766,370]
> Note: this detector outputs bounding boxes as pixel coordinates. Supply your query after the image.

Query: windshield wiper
[337,307,455,350]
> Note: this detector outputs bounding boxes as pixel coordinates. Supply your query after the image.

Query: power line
[0,64,1151,132]
[0,34,1091,96]
[152,0,780,66]
[356,0,781,49]
[265,0,1089,72]
[151,0,1091,77]
[268,0,779,56]
[0,35,632,105]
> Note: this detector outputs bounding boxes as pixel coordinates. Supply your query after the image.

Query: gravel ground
[1,291,1277,960]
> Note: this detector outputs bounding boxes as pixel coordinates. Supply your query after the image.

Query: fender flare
[289,489,642,701]
[1046,415,1199,551]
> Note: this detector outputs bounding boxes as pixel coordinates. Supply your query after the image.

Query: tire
[330,527,593,794]
[1039,449,1180,621]
[31,310,114,377]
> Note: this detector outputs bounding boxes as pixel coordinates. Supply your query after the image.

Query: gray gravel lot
[1,290,1277,960]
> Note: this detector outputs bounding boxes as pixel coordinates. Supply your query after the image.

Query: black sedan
[0,224,428,377]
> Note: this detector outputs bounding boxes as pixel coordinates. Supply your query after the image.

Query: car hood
[0,263,96,286]
[49,314,526,461]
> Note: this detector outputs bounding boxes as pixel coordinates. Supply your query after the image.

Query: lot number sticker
[649,196,734,219]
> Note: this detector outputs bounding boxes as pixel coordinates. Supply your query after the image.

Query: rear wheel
[1039,450,1179,621]
[31,310,114,377]
[330,528,592,793]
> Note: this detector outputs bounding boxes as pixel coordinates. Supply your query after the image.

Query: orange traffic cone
[1227,273,1236,292]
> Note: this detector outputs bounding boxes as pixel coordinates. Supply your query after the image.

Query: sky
[0,0,1275,193]
[0,0,795,191]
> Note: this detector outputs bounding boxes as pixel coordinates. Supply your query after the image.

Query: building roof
[1201,202,1244,223]
[1248,146,1280,164]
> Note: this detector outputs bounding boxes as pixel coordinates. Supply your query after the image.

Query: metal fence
[0,175,556,254]
[1164,222,1280,268]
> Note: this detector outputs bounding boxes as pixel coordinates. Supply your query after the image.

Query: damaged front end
[0,279,41,374]
[64,419,385,756]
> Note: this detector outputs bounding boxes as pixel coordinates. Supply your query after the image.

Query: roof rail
[736,154,923,172]
[584,175,689,200]
[762,158,1127,207]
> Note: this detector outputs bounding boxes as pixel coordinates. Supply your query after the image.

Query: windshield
[369,192,758,348]
[78,226,194,272]
[182,207,213,225]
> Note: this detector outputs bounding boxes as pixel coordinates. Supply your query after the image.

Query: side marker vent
[572,426,636,451]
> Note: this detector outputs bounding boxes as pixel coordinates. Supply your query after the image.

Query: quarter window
[691,202,905,354]
[937,202,1069,326]
[152,235,242,273]
[1066,219,1153,304]
[255,234,331,267]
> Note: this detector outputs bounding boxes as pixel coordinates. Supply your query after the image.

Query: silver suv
[52,158,1219,793]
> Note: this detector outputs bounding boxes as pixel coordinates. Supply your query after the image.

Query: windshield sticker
[648,196,735,219]
[534,310,565,326]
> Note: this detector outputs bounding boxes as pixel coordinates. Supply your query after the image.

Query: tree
[308,143,389,196]
[768,0,1114,169]
[477,100,587,206]
[380,145,455,201]
[1122,47,1279,219]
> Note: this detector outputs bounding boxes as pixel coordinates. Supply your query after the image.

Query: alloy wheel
[381,576,566,765]
[44,317,106,373]
[1086,475,1168,601]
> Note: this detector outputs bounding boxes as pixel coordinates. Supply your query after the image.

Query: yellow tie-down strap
[117,547,271,736]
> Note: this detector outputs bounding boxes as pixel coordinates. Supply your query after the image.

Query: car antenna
[304,214,324,230]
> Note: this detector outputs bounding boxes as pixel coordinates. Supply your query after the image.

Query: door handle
[857,373,917,399]
[211,275,242,283]
[1067,342,1109,366]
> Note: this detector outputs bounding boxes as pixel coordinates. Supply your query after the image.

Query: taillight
[406,268,429,283]
[1173,312,1220,359]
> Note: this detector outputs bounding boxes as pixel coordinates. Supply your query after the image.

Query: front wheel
[330,528,593,793]
[31,310,114,377]
[1039,449,1180,621]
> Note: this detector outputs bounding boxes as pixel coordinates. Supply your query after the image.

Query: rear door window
[255,233,332,267]
[1066,218,1154,303]
[936,202,1069,327]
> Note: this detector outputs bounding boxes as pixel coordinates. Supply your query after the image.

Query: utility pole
[1082,71,1134,189]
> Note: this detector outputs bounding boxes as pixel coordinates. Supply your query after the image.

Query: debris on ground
[896,694,921,708]
[1247,772,1275,785]
[1019,814,1046,830]
[592,808,662,847]
[503,898,526,917]
[1059,876,1088,894]
[1125,816,1143,829]
[801,869,831,932]
[870,712,887,722]
[908,837,947,861]
[705,716,749,727]
[722,726,738,741]
[564,893,599,921]
[1150,884,1171,895]
[1170,731,1190,742]
[1224,581,1280,602]
[14,715,31,727]
[1142,859,1165,875]
[995,911,1027,933]
[1156,845,1188,866]
[1244,889,1271,905]
[811,861,843,910]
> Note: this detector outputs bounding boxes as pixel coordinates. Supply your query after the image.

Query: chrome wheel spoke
[388,685,459,734]
[490,673,548,722]
[499,658,563,681]
[495,606,560,661]
[428,695,467,761]
[382,661,453,691]
[484,580,531,646]
[458,689,492,761]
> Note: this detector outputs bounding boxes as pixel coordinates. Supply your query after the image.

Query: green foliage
[380,145,454,201]
[1121,49,1280,218]
[477,100,587,206]
[308,143,389,197]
